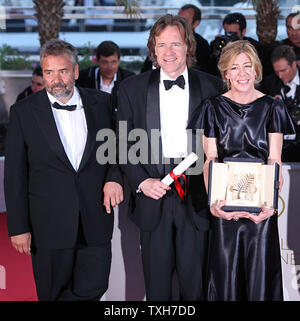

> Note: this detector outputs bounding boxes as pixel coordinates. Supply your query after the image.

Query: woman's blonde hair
[218,40,262,90]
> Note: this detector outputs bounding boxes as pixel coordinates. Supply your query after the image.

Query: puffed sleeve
[267,97,296,134]
[187,98,217,137]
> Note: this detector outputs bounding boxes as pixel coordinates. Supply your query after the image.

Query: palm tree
[33,0,65,47]
[33,0,140,47]
[116,0,140,18]
[252,0,280,45]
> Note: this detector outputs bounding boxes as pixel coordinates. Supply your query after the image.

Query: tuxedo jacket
[261,72,283,97]
[281,38,300,60]
[16,86,33,102]
[4,87,122,249]
[262,66,300,98]
[117,68,223,232]
[194,32,214,75]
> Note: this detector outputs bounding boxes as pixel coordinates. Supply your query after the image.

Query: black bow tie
[163,75,185,90]
[283,84,291,95]
[52,102,77,111]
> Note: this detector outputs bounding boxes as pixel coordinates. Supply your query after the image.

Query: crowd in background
[17,6,300,161]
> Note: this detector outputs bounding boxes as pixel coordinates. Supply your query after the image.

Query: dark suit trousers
[140,163,209,301]
[31,221,111,301]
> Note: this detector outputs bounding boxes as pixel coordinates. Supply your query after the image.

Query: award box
[208,158,280,213]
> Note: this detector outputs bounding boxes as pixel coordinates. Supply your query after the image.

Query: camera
[210,31,240,60]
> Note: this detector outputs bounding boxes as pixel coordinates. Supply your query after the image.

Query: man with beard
[4,39,123,301]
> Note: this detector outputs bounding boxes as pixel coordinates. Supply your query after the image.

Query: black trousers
[140,173,208,301]
[31,221,112,301]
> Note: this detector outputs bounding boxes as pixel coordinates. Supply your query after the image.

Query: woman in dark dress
[189,40,295,301]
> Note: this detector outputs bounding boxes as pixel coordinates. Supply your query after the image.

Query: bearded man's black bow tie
[52,102,77,111]
[163,75,185,90]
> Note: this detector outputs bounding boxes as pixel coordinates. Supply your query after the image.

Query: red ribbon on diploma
[169,171,187,200]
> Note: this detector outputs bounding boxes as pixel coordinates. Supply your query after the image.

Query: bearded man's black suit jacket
[4,87,122,250]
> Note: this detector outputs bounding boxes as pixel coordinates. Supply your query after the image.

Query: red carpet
[0,213,37,301]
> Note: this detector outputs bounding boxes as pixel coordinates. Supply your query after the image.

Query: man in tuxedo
[76,41,135,118]
[117,14,223,300]
[4,39,123,301]
[263,45,300,162]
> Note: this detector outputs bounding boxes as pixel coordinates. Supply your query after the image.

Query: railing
[0,5,297,53]
[0,5,296,22]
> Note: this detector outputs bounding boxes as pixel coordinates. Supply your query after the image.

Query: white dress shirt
[93,67,116,94]
[100,72,117,94]
[159,67,189,158]
[47,87,87,171]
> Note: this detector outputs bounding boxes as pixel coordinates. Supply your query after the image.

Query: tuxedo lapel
[77,88,97,172]
[188,69,203,154]
[33,90,75,172]
[188,69,203,119]
[33,88,98,173]
[146,68,163,176]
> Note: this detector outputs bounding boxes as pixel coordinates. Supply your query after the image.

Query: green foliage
[77,46,97,70]
[116,0,140,18]
[78,57,97,70]
[0,44,142,73]
[0,45,38,70]
[120,60,143,72]
[0,44,96,71]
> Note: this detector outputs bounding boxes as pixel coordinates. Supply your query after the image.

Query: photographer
[263,45,300,162]
[210,13,262,77]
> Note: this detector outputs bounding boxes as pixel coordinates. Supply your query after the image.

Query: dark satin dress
[188,95,295,301]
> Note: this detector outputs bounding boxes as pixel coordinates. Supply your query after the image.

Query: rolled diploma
[161,152,198,185]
